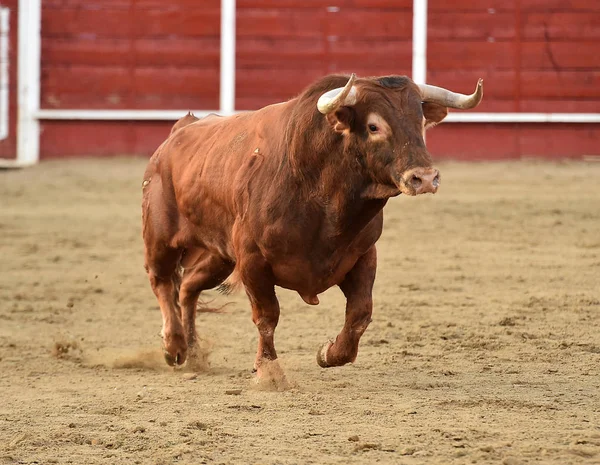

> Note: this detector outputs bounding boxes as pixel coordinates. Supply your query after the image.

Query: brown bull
[142,73,483,374]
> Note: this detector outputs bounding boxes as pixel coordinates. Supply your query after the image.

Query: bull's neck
[281,110,390,237]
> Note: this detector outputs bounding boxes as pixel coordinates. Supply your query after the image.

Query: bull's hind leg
[317,246,376,368]
[142,176,187,366]
[145,245,187,366]
[178,248,234,354]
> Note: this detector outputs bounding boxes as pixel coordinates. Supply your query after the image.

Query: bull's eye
[368,124,379,133]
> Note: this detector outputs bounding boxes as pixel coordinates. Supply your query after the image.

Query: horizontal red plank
[39,121,174,159]
[428,0,517,11]
[40,93,220,111]
[237,38,412,69]
[43,0,220,9]
[518,124,600,157]
[428,123,599,160]
[429,0,599,11]
[238,0,412,8]
[428,41,515,70]
[520,42,600,70]
[429,12,515,40]
[520,0,600,11]
[327,11,412,38]
[519,99,600,113]
[42,8,412,39]
[429,124,521,160]
[522,12,600,39]
[520,71,600,98]
[42,9,220,38]
[42,66,219,95]
[237,9,412,39]
[38,121,599,160]
[42,40,599,76]
[42,38,220,67]
[42,37,413,70]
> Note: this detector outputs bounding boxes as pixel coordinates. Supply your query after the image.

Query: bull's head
[316,74,483,196]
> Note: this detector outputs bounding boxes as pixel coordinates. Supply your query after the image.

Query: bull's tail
[174,263,236,314]
[216,267,243,295]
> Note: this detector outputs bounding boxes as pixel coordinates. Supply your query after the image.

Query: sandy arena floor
[1,158,599,465]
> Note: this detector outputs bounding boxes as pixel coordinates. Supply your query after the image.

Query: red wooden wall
[0,0,18,160]
[2,0,599,160]
[426,0,600,159]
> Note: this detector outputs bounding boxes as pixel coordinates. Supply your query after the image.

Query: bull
[141,73,483,375]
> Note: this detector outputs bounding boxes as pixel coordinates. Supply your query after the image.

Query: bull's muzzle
[399,167,440,196]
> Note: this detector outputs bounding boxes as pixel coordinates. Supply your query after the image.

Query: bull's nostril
[410,175,422,190]
[433,175,440,188]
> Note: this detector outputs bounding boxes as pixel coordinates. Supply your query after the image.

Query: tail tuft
[216,268,243,295]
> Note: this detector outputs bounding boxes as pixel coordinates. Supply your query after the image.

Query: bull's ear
[326,107,354,134]
[422,102,448,130]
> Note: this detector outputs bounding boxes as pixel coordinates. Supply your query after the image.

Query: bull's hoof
[316,340,333,368]
[163,348,186,367]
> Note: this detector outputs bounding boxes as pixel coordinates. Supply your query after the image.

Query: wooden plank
[429,123,600,160]
[41,66,219,108]
[428,12,515,40]
[43,0,220,9]
[428,42,515,70]
[238,0,412,8]
[135,9,220,37]
[237,38,412,69]
[519,99,600,113]
[42,37,220,67]
[237,9,412,39]
[238,0,334,7]
[428,0,516,11]
[521,12,600,40]
[327,10,413,38]
[39,121,174,159]
[328,39,412,69]
[134,68,220,95]
[40,93,219,110]
[521,0,600,11]
[42,9,133,37]
[42,8,220,38]
[428,124,521,160]
[236,69,326,98]
[518,124,600,157]
[42,67,132,95]
[237,9,325,38]
[521,42,600,70]
[520,71,600,98]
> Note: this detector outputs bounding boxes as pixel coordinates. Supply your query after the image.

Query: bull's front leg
[238,254,282,376]
[317,246,376,368]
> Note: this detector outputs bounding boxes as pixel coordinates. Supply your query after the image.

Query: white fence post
[16,0,41,165]
[0,7,9,141]
[220,0,236,115]
[412,0,428,85]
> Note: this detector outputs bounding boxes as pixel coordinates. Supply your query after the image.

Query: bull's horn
[417,78,483,110]
[317,73,358,114]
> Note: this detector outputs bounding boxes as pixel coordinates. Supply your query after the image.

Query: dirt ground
[1,158,599,465]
